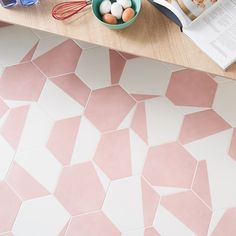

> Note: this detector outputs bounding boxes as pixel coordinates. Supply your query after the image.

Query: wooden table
[0,0,235,79]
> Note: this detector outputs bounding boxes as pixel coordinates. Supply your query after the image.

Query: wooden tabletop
[0,0,236,80]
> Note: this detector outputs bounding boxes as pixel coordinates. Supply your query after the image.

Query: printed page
[184,0,236,69]
[174,0,218,20]
[153,0,218,27]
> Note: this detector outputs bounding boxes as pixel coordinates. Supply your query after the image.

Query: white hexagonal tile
[31,29,55,39]
[73,39,97,50]
[129,129,148,175]
[0,135,15,180]
[0,64,4,76]
[213,76,233,84]
[163,63,185,72]
[145,97,184,146]
[32,35,67,60]
[102,176,144,232]
[15,147,61,193]
[18,103,54,151]
[0,25,38,67]
[70,116,101,165]
[122,229,144,236]
[119,58,171,96]
[13,195,70,236]
[207,209,226,235]
[185,129,236,210]
[38,80,84,120]
[75,47,111,90]
[213,81,236,127]
[153,205,195,236]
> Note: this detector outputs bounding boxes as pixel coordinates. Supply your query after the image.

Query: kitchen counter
[0,0,235,79]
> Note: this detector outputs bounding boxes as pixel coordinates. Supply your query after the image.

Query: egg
[117,0,131,9]
[122,7,135,22]
[102,13,117,24]
[99,0,112,15]
[111,2,123,19]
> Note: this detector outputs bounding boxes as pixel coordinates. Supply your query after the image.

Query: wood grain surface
[0,0,235,79]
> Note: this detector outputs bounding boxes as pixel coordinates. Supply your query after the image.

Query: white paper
[184,0,236,69]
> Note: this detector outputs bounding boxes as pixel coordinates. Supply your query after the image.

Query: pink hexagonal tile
[66,211,120,236]
[0,62,46,101]
[145,228,161,236]
[192,160,212,208]
[179,109,231,144]
[0,98,8,118]
[85,85,135,132]
[1,105,29,150]
[0,22,11,27]
[54,162,105,215]
[143,142,197,188]
[33,39,81,77]
[110,49,126,84]
[47,117,81,165]
[0,181,21,233]
[131,102,148,144]
[161,191,212,236]
[21,42,39,63]
[166,69,217,107]
[142,178,160,227]
[229,129,236,161]
[50,73,91,106]
[212,208,236,236]
[94,129,132,180]
[6,162,49,200]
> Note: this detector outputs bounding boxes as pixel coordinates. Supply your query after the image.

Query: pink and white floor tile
[0,24,236,236]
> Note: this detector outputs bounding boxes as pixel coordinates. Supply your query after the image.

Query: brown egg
[102,14,117,24]
[122,7,135,22]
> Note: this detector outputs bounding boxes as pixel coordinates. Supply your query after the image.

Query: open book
[149,0,236,70]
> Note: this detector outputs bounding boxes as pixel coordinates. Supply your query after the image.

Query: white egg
[99,0,112,15]
[111,2,123,19]
[117,0,131,9]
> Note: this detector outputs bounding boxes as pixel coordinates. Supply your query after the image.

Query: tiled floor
[0,24,236,236]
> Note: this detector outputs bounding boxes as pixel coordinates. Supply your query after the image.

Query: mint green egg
[92,0,141,30]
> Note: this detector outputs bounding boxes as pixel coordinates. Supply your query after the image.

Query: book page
[174,0,218,20]
[153,0,218,27]
[153,0,191,26]
[184,0,236,69]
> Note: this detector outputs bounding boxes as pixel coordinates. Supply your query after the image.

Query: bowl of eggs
[92,0,141,29]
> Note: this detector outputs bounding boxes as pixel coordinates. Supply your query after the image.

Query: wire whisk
[52,1,92,20]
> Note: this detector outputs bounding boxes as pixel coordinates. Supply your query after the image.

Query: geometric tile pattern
[6,162,49,200]
[0,23,236,236]
[211,208,236,236]
[94,129,132,180]
[47,117,81,165]
[0,98,8,118]
[0,62,46,101]
[229,128,236,161]
[143,142,197,188]
[141,178,160,227]
[54,162,105,216]
[0,182,21,233]
[1,105,30,150]
[66,211,121,236]
[166,69,217,107]
[161,191,212,235]
[179,109,231,144]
